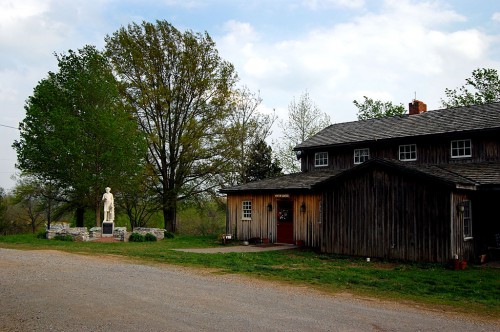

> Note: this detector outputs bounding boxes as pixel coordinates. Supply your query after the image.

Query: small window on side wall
[354,148,370,164]
[242,201,252,220]
[399,144,417,161]
[462,200,472,239]
[315,152,328,167]
[451,139,471,158]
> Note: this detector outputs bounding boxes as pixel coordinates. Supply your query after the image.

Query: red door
[276,200,294,244]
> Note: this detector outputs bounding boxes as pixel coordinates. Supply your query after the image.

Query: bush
[129,232,145,242]
[164,231,175,239]
[36,231,47,239]
[53,235,73,241]
[145,233,157,242]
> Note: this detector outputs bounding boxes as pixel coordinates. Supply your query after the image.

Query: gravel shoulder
[1,248,498,332]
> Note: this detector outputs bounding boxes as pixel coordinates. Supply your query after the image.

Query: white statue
[102,187,114,222]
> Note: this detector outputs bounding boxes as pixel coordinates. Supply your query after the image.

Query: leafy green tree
[105,21,238,232]
[441,68,500,108]
[13,45,145,227]
[225,86,276,186]
[244,139,282,183]
[353,96,406,120]
[276,91,331,173]
[0,188,8,235]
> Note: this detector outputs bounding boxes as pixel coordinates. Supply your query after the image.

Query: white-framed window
[315,152,328,167]
[242,201,252,220]
[451,139,471,158]
[463,200,472,239]
[354,148,370,164]
[399,144,417,161]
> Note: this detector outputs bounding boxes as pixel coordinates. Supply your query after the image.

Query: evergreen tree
[244,139,282,182]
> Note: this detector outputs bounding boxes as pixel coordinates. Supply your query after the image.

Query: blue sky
[1,0,499,190]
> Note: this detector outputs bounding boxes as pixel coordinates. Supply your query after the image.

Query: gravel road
[0,248,498,332]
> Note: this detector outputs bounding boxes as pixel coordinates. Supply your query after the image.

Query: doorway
[276,200,294,244]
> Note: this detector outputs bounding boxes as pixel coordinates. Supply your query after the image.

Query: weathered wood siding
[321,167,453,262]
[226,193,322,247]
[302,133,500,172]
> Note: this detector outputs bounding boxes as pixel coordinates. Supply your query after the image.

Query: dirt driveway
[0,248,498,332]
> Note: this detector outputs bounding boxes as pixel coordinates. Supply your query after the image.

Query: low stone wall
[132,227,166,240]
[47,227,89,242]
[46,226,165,242]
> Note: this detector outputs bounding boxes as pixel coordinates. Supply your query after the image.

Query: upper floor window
[399,144,417,161]
[315,152,328,167]
[354,148,370,164]
[451,139,471,158]
[242,201,252,220]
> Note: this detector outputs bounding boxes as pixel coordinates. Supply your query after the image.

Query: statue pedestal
[102,222,114,237]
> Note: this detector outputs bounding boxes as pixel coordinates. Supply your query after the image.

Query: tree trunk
[76,207,85,227]
[162,194,177,233]
[46,197,52,230]
[95,199,101,227]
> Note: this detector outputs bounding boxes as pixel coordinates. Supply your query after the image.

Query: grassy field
[1,234,499,318]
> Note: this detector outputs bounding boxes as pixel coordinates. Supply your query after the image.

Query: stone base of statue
[102,221,114,237]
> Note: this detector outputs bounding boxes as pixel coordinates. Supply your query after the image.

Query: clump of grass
[53,235,73,241]
[129,233,145,242]
[144,233,157,242]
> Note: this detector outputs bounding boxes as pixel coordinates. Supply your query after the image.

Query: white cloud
[492,12,500,22]
[218,0,495,125]
[0,0,51,22]
[303,0,365,10]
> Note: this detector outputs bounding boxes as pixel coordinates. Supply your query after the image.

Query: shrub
[36,231,47,239]
[164,231,175,239]
[129,232,145,242]
[53,235,73,241]
[145,233,157,242]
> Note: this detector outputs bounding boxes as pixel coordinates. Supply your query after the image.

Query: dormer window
[451,139,471,158]
[354,148,370,164]
[399,144,417,161]
[315,152,328,167]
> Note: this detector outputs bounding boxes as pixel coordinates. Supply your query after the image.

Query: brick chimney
[409,99,427,115]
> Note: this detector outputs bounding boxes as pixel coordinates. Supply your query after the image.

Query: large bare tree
[105,21,238,232]
[224,86,276,185]
[276,91,331,173]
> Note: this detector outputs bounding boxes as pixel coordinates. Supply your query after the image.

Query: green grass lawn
[1,234,499,318]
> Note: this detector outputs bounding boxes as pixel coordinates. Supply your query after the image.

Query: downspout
[450,193,455,261]
[225,201,229,235]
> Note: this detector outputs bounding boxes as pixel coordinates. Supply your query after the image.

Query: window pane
[354,148,369,164]
[242,201,252,219]
[399,144,417,161]
[315,152,328,167]
[451,139,471,158]
[463,201,472,238]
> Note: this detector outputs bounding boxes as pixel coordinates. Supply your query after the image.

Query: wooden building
[222,101,500,263]
[221,171,338,246]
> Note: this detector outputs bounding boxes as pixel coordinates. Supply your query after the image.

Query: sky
[1,0,499,191]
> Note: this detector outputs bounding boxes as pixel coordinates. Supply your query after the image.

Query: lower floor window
[462,200,472,238]
[242,200,252,219]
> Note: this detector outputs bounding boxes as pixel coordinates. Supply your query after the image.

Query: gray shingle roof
[219,170,341,193]
[312,159,500,189]
[220,160,500,193]
[295,102,500,150]
[439,162,500,186]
